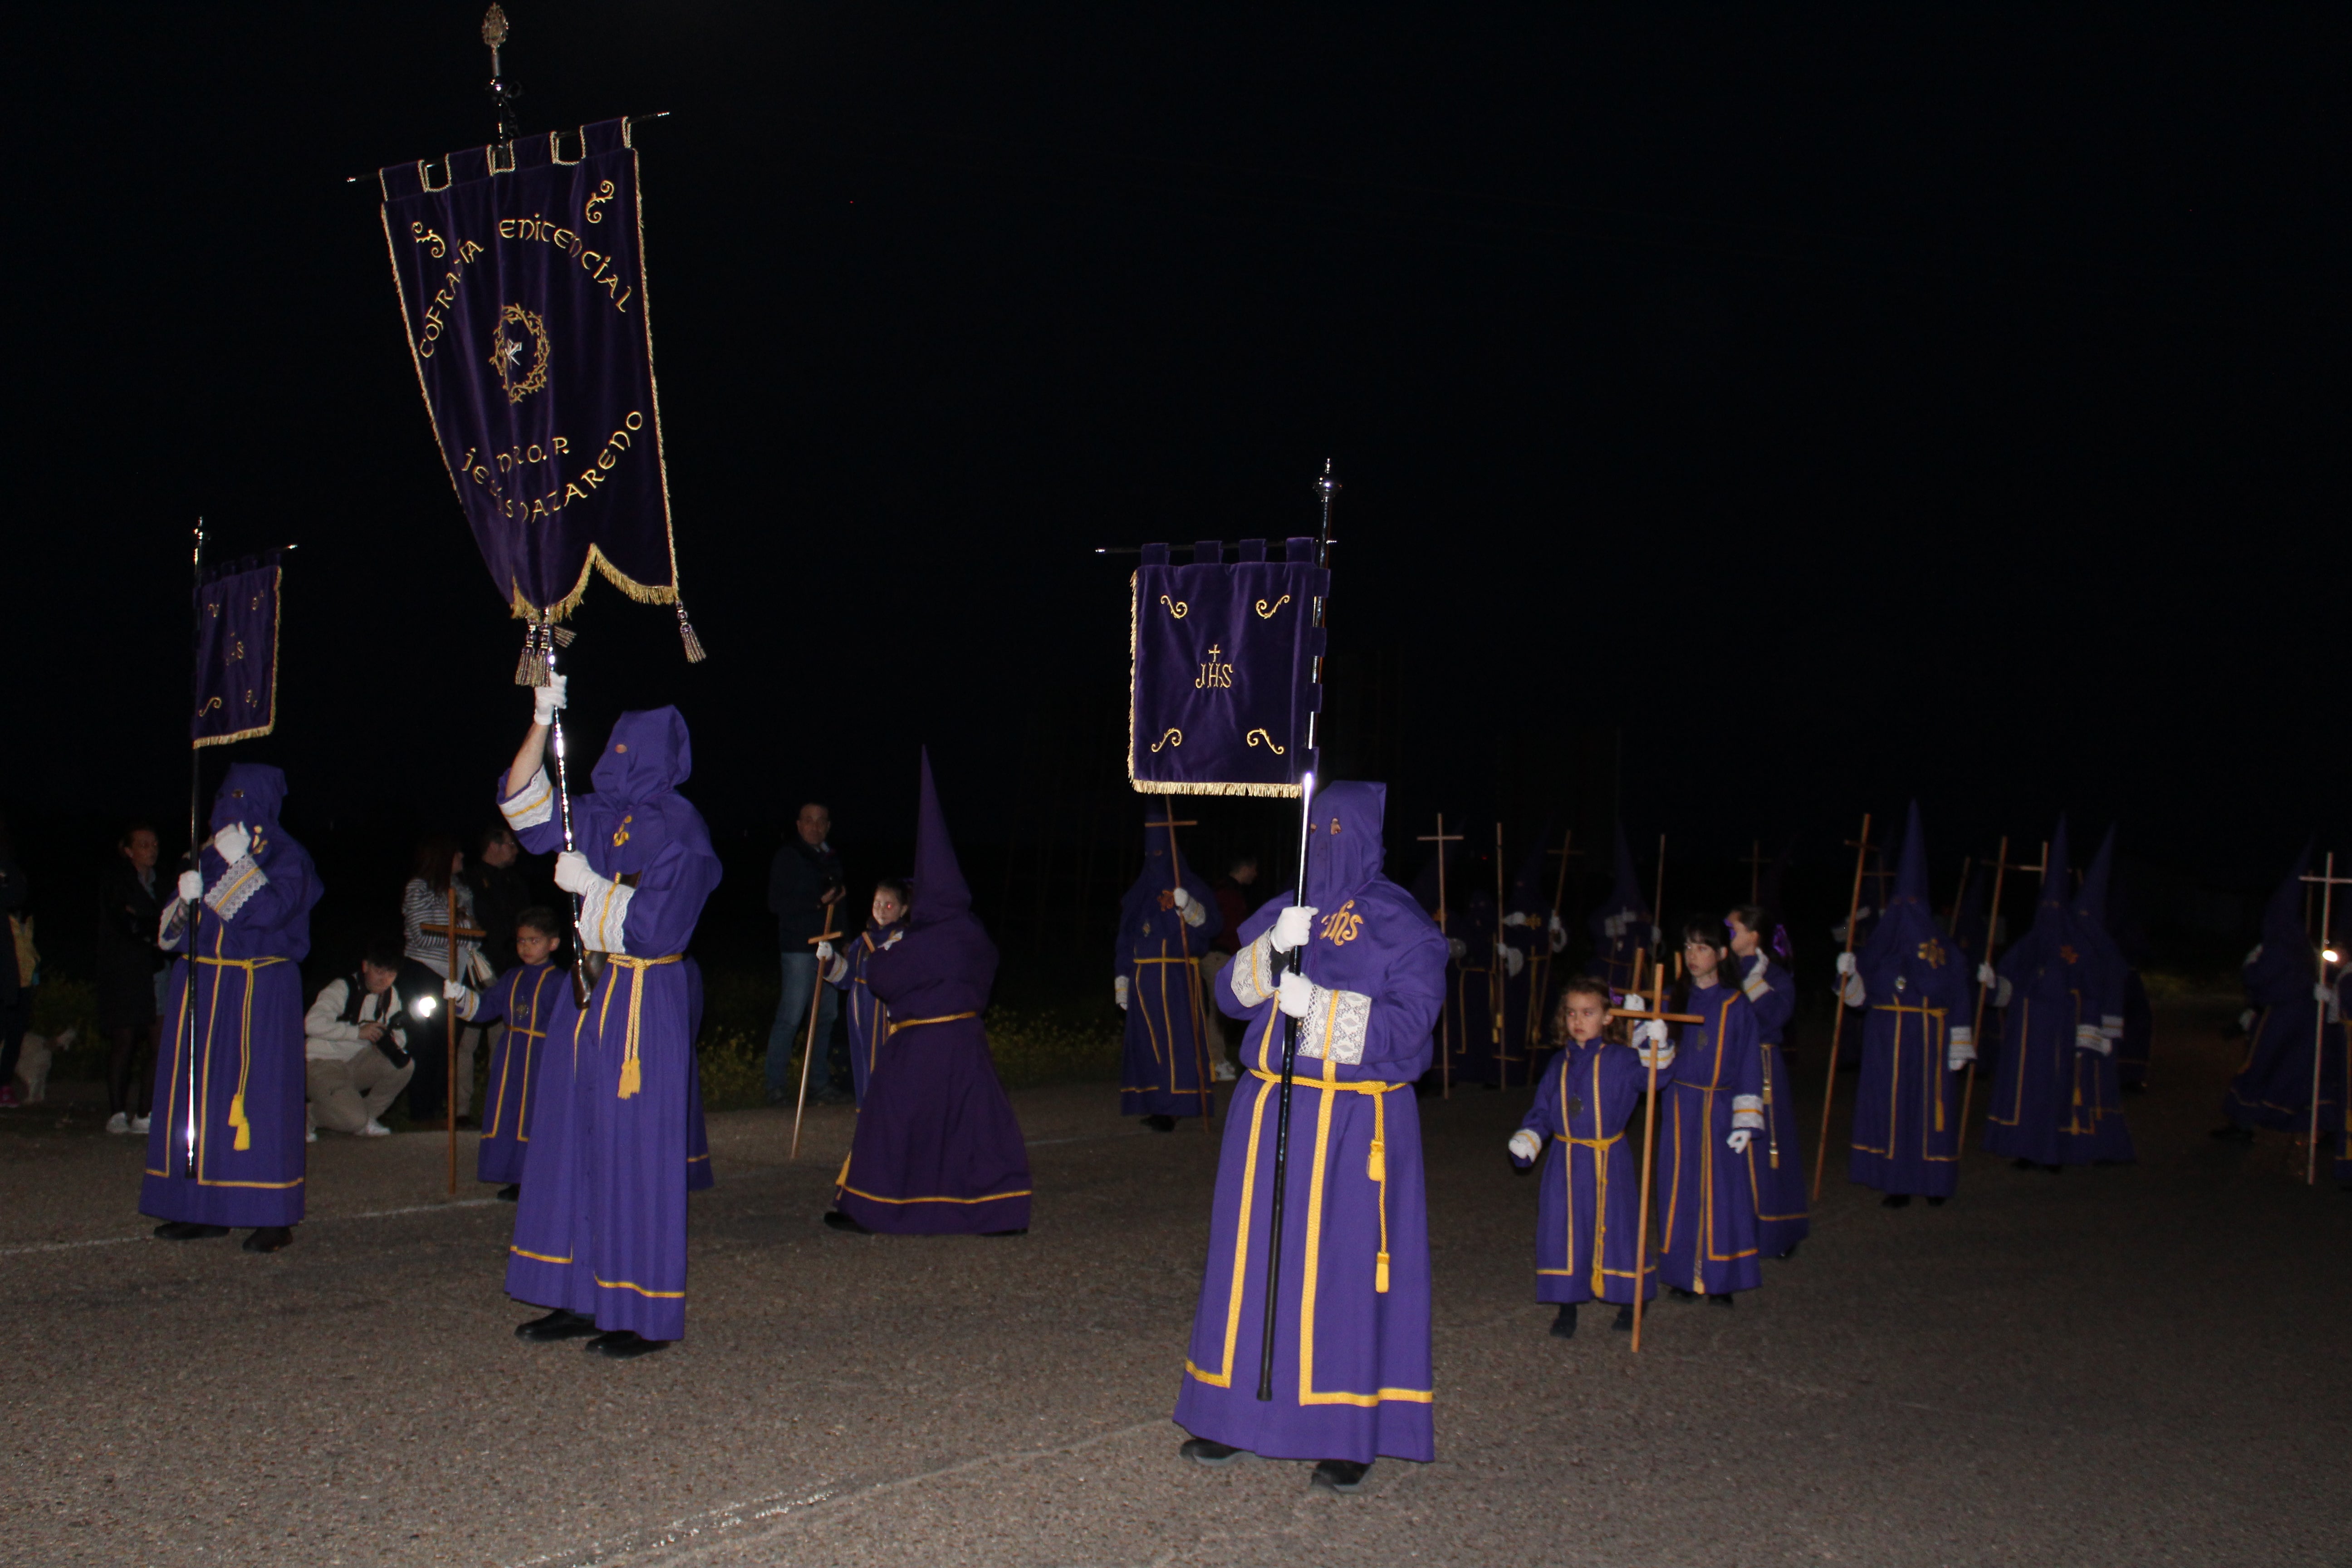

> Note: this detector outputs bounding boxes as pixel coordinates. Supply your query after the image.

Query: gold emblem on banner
[584,179,615,225]
[1149,729,1183,753]
[1254,594,1291,619]
[1244,727,1285,755]
[1159,594,1189,619]
[490,303,552,404]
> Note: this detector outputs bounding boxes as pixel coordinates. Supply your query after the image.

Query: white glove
[2074,1025,2112,1056]
[1548,912,1568,953]
[1171,887,1192,910]
[816,940,835,963]
[553,850,599,896]
[1114,974,1130,1010]
[1841,973,1867,1008]
[1854,906,1873,923]
[1835,952,1857,976]
[1726,1128,1754,1154]
[533,672,569,725]
[177,869,205,903]
[1632,1018,1668,1048]
[211,823,250,865]
[1507,1128,1543,1163]
[2244,944,2264,968]
[1270,904,1319,953]
[1447,936,1468,963]
[2318,982,2336,1005]
[1602,913,1624,939]
[1994,976,2013,1008]
[1978,962,1998,988]
[1278,970,1315,1019]
[1650,924,1664,946]
[442,979,476,1019]
[1947,1026,1976,1069]
[1501,911,1530,928]
[1500,944,1525,978]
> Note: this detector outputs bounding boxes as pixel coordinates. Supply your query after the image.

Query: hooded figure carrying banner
[2214,845,2340,1144]
[1176,782,1447,1490]
[1981,822,2127,1171]
[143,764,322,1254]
[1115,819,1222,1129]
[828,751,1032,1236]
[493,685,721,1357]
[1838,803,1975,1206]
[1588,825,1654,993]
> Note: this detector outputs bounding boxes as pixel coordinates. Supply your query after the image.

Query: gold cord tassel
[617,1055,641,1098]
[675,601,707,663]
[514,621,544,686]
[228,1092,251,1151]
[1376,1251,1391,1294]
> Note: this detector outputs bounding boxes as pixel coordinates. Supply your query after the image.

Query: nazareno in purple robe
[498,707,722,1342]
[470,959,568,1186]
[1117,818,1223,1119]
[1175,781,1446,1466]
[1845,803,1974,1198]
[1654,980,1764,1296]
[1514,1035,1657,1306]
[828,916,904,1107]
[833,750,1031,1235]
[2221,844,2338,1133]
[143,764,322,1230]
[1735,949,1808,1254]
[1983,820,2128,1167]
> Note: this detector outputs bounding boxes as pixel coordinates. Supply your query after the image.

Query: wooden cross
[789,899,848,1161]
[1954,838,2045,1142]
[1608,960,1702,1353]
[1740,838,1770,905]
[1493,822,1511,1088]
[419,909,489,1197]
[1810,814,1874,1200]
[1145,813,1212,1131]
[2298,853,2352,1185]
[1417,814,1463,1099]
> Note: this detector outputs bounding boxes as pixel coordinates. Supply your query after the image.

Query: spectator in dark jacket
[767,803,847,1104]
[98,823,169,1133]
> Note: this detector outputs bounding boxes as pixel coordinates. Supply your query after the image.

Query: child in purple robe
[1175,781,1447,1494]
[142,764,322,1255]
[1729,903,1808,1256]
[1114,819,1222,1128]
[1508,975,1659,1338]
[827,750,1031,1236]
[1839,804,1976,1206]
[494,684,722,1358]
[1643,916,1764,1304]
[466,905,569,1199]
[823,877,907,1107]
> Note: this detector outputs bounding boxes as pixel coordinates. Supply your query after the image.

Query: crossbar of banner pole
[342,112,672,186]
[1093,541,1341,556]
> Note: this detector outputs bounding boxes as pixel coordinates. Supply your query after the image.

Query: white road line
[0,1196,503,1258]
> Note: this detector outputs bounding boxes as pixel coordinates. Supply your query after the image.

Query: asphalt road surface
[3,997,2346,1567]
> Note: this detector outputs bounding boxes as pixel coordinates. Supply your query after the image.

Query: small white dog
[12,1027,73,1106]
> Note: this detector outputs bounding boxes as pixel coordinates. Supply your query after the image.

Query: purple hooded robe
[1983,821,2127,1167]
[497,707,722,1342]
[1654,979,1765,1295]
[1175,781,1446,1465]
[833,750,1032,1235]
[1587,824,1653,993]
[470,958,568,1186]
[1734,941,1808,1255]
[1513,1032,1658,1306]
[142,764,322,1230]
[2222,846,2339,1133]
[1117,819,1224,1119]
[1846,803,1975,1198]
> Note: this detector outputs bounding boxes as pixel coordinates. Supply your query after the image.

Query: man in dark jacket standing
[767,803,846,1104]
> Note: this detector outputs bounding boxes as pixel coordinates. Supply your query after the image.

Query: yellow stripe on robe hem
[143,1170,306,1188]
[596,1274,686,1299]
[510,1245,574,1265]
[886,1010,979,1035]
[836,1182,1033,1206]
[1188,1037,1277,1388]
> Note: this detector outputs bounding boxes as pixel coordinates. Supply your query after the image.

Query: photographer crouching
[303,938,433,1137]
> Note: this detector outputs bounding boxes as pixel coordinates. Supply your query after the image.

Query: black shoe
[586,1330,667,1359]
[1181,1437,1246,1467]
[2012,1157,2039,1170]
[2043,1164,2063,1175]
[454,1115,479,1130]
[1707,1292,1735,1309]
[1882,1193,1912,1209]
[1668,1287,1697,1303]
[152,1221,230,1241]
[496,1183,520,1202]
[981,1227,1029,1237]
[1926,1196,1946,1207]
[1311,1459,1373,1494]
[822,1210,872,1234]
[2124,1082,2149,1094]
[1549,1303,1578,1339]
[241,1226,293,1254]
[2209,1124,2256,1142]
[1774,1240,1802,1261]
[515,1309,600,1343]
[1612,1305,1634,1332]
[1143,1114,1177,1132]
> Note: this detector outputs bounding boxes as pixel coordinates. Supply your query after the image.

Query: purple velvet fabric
[829,919,904,1107]
[1587,823,1652,992]
[1654,982,1764,1296]
[1984,821,2127,1166]
[1735,951,1808,1254]
[1847,804,1974,1198]
[834,751,1030,1235]
[142,765,321,1230]
[470,960,569,1186]
[2222,844,2332,1132]
[1514,1037,1657,1305]
[1118,821,1223,1118]
[500,708,720,1341]
[1174,781,1446,1465]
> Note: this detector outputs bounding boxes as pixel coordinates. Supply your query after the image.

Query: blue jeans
[767,951,841,1100]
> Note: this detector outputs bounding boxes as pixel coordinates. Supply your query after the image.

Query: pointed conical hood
[2260,840,2314,951]
[2076,825,2118,929]
[1891,801,1929,909]
[1409,830,1460,915]
[910,747,971,929]
[1589,822,1646,927]
[2028,817,2074,940]
[1507,819,1557,916]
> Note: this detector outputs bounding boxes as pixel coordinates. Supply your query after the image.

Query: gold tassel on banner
[675,601,707,663]
[514,620,544,686]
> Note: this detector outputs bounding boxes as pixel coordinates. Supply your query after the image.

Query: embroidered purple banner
[192,554,281,749]
[378,119,681,622]
[1129,540,1327,798]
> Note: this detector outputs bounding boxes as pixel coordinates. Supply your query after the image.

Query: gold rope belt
[1563,1132,1624,1149]
[1129,956,1197,966]
[196,954,286,1150]
[1250,1068,1406,1293]
[600,954,683,1099]
[888,1010,979,1036]
[1872,1004,1948,1016]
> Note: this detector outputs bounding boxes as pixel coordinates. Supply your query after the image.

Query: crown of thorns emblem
[489,303,551,403]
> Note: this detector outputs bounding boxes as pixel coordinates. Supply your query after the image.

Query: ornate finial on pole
[484,5,520,147]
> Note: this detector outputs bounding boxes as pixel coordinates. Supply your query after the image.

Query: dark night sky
[10,5,2348,971]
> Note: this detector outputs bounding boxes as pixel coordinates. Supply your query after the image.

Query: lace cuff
[1730,1093,1765,1131]
[204,854,268,920]
[1229,933,1279,1008]
[502,767,556,830]
[580,878,633,954]
[1297,984,1373,1065]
